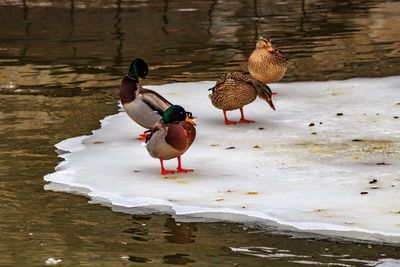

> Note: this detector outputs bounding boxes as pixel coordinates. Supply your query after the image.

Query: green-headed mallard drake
[208,72,275,125]
[146,105,196,175]
[248,36,287,84]
[120,58,172,140]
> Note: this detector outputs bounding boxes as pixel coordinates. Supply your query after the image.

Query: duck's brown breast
[166,122,196,152]
[248,49,287,83]
[146,121,196,160]
[120,76,138,104]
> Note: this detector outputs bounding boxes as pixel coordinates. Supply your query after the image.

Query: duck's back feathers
[215,72,252,87]
[209,72,257,111]
[141,88,172,116]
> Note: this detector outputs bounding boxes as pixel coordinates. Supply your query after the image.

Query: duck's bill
[267,99,276,111]
[185,116,196,126]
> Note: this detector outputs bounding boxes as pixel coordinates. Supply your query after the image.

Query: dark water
[1,0,400,266]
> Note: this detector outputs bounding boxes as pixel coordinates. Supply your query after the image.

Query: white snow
[44,76,400,243]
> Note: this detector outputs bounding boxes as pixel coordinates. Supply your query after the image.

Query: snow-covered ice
[44,76,400,243]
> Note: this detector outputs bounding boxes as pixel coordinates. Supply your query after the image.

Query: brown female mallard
[248,36,287,84]
[146,105,196,175]
[208,72,275,125]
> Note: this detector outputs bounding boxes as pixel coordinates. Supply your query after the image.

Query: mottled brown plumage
[208,72,275,125]
[209,73,257,111]
[248,37,287,84]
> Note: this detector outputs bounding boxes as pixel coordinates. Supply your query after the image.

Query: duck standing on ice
[208,72,275,125]
[248,35,288,84]
[119,58,173,140]
[146,105,196,175]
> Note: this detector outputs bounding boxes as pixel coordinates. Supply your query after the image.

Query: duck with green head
[120,58,173,140]
[208,72,275,125]
[248,35,287,84]
[146,105,196,175]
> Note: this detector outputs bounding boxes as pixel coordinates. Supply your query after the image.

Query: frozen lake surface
[45,76,400,243]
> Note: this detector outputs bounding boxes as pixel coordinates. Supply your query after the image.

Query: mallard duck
[146,105,196,175]
[120,58,172,140]
[248,36,287,84]
[208,72,275,125]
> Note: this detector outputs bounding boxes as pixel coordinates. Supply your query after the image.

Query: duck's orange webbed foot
[176,167,194,173]
[239,118,255,123]
[137,131,151,141]
[239,107,255,124]
[162,169,175,175]
[223,110,237,125]
[224,119,237,125]
[176,156,194,173]
[160,159,175,175]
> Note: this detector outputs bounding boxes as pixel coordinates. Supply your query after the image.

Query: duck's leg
[159,158,175,175]
[238,107,255,123]
[176,156,193,173]
[223,110,237,125]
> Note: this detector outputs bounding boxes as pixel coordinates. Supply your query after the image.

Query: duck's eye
[186,112,193,119]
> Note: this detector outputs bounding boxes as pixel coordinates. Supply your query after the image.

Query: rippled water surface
[1,0,400,266]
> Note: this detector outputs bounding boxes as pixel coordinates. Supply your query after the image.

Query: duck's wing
[215,73,255,91]
[208,73,229,93]
[142,87,196,117]
[140,88,172,116]
[145,119,168,142]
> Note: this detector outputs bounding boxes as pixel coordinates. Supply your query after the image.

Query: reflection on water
[163,253,196,265]
[164,217,197,244]
[230,245,400,266]
[0,0,400,266]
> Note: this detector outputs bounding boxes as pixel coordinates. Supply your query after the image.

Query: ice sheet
[44,77,400,243]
